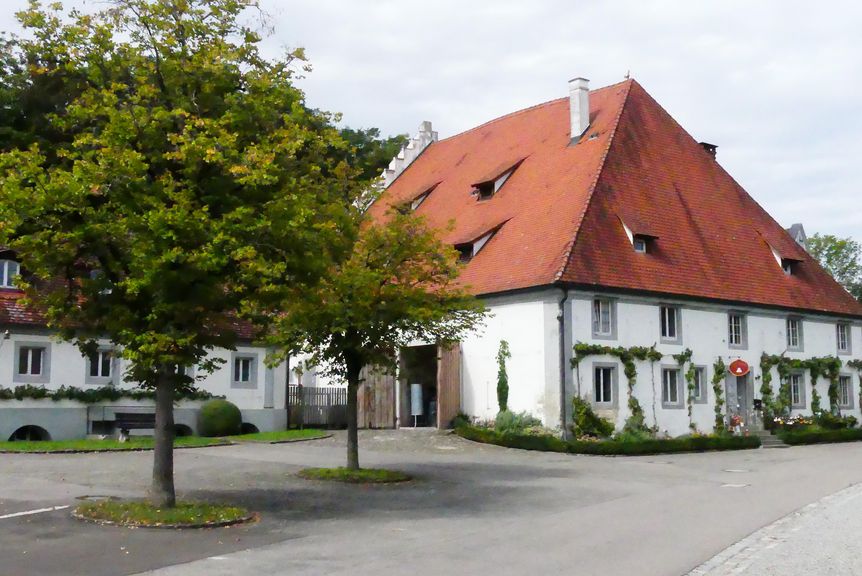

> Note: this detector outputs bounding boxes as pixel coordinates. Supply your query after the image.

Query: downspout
[558,287,569,438]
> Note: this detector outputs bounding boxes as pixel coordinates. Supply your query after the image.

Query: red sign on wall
[728,359,750,377]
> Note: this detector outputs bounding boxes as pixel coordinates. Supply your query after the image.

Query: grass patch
[778,427,862,445]
[230,428,328,443]
[455,424,761,455]
[74,500,251,528]
[0,435,229,453]
[298,467,411,484]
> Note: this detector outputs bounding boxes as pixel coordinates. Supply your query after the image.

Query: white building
[366,76,862,435]
[0,279,287,440]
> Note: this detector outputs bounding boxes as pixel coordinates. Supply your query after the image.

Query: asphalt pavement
[2,431,862,576]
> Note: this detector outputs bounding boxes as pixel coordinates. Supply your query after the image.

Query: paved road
[2,432,862,576]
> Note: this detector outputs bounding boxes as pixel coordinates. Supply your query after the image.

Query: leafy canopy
[0,0,364,387]
[807,233,862,301]
[268,208,488,381]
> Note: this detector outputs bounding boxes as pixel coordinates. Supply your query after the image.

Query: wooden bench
[114,412,156,436]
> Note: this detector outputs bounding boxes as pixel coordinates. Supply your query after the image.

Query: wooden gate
[436,343,461,428]
[358,366,396,429]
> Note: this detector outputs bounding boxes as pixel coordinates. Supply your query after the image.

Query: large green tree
[267,209,487,470]
[0,0,365,507]
[807,233,862,301]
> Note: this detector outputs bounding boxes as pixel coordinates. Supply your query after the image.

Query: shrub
[612,428,653,443]
[496,340,511,413]
[571,396,615,439]
[494,410,541,434]
[815,412,857,430]
[199,399,242,437]
[451,411,472,429]
[778,427,862,445]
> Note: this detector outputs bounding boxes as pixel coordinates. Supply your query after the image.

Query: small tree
[268,209,487,470]
[0,0,362,506]
[496,340,511,413]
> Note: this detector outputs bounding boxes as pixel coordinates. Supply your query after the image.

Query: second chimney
[569,77,590,142]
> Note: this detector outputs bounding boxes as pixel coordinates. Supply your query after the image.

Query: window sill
[661,403,685,410]
[231,381,258,390]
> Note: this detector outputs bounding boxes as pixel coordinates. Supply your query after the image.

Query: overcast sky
[3,1,860,240]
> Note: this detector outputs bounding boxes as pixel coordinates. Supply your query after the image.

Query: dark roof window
[471,160,523,201]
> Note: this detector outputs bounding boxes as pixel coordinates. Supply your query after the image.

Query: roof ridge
[553,79,635,281]
[436,79,633,144]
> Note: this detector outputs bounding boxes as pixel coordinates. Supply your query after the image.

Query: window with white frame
[662,368,682,407]
[633,237,648,253]
[0,259,20,288]
[18,346,44,376]
[594,366,614,404]
[790,373,804,408]
[88,350,113,378]
[660,306,680,342]
[592,298,614,338]
[837,323,851,354]
[693,366,707,403]
[839,375,853,409]
[787,317,803,350]
[728,312,747,348]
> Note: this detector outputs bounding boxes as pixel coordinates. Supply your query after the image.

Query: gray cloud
[3,0,860,239]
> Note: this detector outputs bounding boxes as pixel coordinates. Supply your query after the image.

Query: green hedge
[455,425,761,455]
[778,427,862,445]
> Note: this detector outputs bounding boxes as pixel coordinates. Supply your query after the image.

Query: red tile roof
[371,79,862,318]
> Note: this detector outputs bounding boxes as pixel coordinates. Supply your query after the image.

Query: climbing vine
[0,384,215,403]
[760,354,843,416]
[572,343,663,433]
[712,357,726,432]
[849,360,862,411]
[673,348,696,432]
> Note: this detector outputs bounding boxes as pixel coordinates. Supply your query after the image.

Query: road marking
[721,483,749,488]
[0,505,70,520]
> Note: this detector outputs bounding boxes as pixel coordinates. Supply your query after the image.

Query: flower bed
[455,425,761,456]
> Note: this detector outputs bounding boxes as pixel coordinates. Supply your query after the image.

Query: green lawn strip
[777,427,862,445]
[73,500,252,528]
[298,467,412,484]
[0,436,230,453]
[229,428,329,443]
[455,424,761,455]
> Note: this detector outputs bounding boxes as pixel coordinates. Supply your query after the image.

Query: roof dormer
[619,217,658,254]
[471,159,524,201]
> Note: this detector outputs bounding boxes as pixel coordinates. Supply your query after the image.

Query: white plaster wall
[460,289,561,427]
[0,331,283,411]
[569,291,862,437]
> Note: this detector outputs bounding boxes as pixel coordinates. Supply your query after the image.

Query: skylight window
[454,228,501,263]
[409,183,438,211]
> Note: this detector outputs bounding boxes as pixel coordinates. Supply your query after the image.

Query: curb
[71,509,258,530]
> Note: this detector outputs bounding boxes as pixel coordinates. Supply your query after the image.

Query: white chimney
[568,77,590,142]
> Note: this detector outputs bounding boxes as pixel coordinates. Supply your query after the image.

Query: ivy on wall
[712,357,726,431]
[0,384,216,404]
[849,360,862,410]
[672,348,696,432]
[760,354,843,416]
[572,343,662,433]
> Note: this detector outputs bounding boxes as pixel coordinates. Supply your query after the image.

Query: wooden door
[436,343,461,428]
[357,366,396,429]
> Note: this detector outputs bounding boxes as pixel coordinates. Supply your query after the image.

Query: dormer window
[0,259,20,289]
[633,237,648,254]
[781,258,800,276]
[409,183,438,211]
[619,217,658,254]
[471,160,522,201]
[454,227,501,263]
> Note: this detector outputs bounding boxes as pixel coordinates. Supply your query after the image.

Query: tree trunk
[346,355,362,471]
[150,370,176,508]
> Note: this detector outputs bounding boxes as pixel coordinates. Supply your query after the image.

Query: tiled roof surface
[371,79,862,318]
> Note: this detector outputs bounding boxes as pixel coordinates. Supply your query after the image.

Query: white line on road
[0,505,69,520]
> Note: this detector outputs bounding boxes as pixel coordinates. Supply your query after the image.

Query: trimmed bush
[455,424,760,456]
[778,427,862,445]
[199,399,242,437]
[571,396,614,439]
